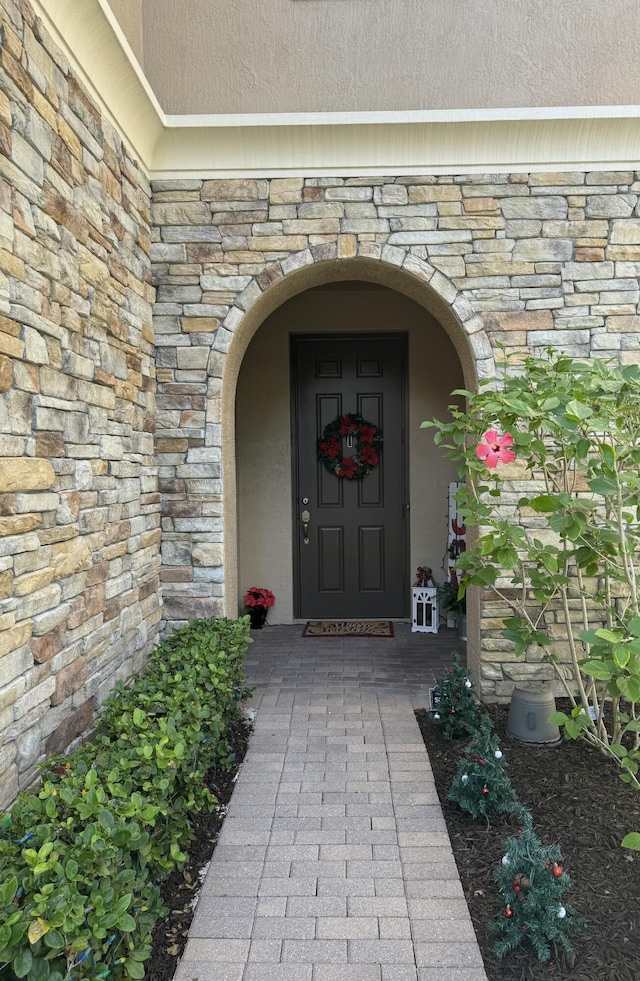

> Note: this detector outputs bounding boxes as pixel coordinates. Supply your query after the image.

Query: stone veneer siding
[152,173,640,697]
[2,0,640,804]
[0,0,160,804]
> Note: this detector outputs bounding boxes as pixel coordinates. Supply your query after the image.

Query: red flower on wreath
[359,424,377,445]
[338,416,357,436]
[359,444,379,466]
[317,413,384,481]
[318,437,341,459]
[338,458,358,479]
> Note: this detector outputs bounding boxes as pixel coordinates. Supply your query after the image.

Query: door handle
[301,508,310,546]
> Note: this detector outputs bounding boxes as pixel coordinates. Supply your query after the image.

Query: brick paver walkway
[175,624,487,981]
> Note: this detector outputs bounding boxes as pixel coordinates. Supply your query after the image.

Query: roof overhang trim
[33,0,640,179]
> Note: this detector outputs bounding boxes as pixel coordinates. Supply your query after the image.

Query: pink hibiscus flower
[476,429,515,469]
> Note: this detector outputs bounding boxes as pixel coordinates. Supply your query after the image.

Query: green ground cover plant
[0,616,251,981]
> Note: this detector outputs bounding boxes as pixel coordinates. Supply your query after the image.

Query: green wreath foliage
[317,413,383,480]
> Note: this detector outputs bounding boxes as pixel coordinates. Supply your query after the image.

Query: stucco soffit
[33,0,165,171]
[24,6,640,178]
[152,111,640,179]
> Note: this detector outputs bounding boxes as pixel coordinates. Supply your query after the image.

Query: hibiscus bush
[422,350,640,846]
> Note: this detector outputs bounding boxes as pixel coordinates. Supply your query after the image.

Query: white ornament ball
[434,713,440,720]
[501,854,510,866]
[464,679,472,689]
[494,750,503,759]
[557,906,566,919]
[461,774,469,784]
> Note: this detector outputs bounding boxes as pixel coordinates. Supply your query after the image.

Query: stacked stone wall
[477,463,617,698]
[0,0,159,804]
[151,172,640,695]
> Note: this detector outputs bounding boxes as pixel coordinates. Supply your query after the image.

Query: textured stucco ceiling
[105,0,640,115]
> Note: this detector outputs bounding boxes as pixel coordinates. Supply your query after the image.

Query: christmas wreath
[317,413,383,480]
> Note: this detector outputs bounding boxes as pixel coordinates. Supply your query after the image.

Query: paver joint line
[173,626,487,981]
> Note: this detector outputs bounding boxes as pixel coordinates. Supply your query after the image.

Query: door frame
[290,331,410,620]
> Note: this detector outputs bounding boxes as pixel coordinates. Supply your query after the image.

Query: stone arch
[221,246,493,635]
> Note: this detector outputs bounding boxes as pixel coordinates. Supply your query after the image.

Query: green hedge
[0,616,252,981]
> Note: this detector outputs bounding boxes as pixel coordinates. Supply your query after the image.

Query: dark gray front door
[292,334,408,619]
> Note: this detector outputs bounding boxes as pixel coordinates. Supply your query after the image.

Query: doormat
[302,620,394,638]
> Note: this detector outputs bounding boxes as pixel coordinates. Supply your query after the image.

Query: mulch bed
[416,704,640,981]
[143,716,252,981]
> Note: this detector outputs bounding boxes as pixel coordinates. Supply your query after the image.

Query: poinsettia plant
[243,587,275,609]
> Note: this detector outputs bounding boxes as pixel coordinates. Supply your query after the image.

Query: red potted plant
[243,587,275,629]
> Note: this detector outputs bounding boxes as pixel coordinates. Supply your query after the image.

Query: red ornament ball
[504,906,513,918]
[552,864,563,878]
[514,884,520,894]
[482,786,489,794]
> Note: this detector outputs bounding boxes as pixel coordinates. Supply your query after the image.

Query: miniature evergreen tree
[430,655,481,738]
[448,715,519,821]
[490,808,586,963]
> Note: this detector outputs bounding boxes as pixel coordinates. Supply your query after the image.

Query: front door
[292,334,408,618]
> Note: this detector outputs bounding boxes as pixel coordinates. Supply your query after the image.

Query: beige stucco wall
[129,0,640,114]
[105,0,145,66]
[236,286,463,622]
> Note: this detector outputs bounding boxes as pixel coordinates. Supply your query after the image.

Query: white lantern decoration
[411,587,439,634]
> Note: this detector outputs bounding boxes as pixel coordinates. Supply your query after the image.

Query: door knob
[301,508,310,545]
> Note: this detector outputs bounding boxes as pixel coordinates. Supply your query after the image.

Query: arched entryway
[236,281,465,622]
[221,252,493,663]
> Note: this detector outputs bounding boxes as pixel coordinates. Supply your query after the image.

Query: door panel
[318,527,344,592]
[293,334,408,618]
[359,526,384,591]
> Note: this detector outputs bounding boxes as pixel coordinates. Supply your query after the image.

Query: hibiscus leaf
[530,495,560,512]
